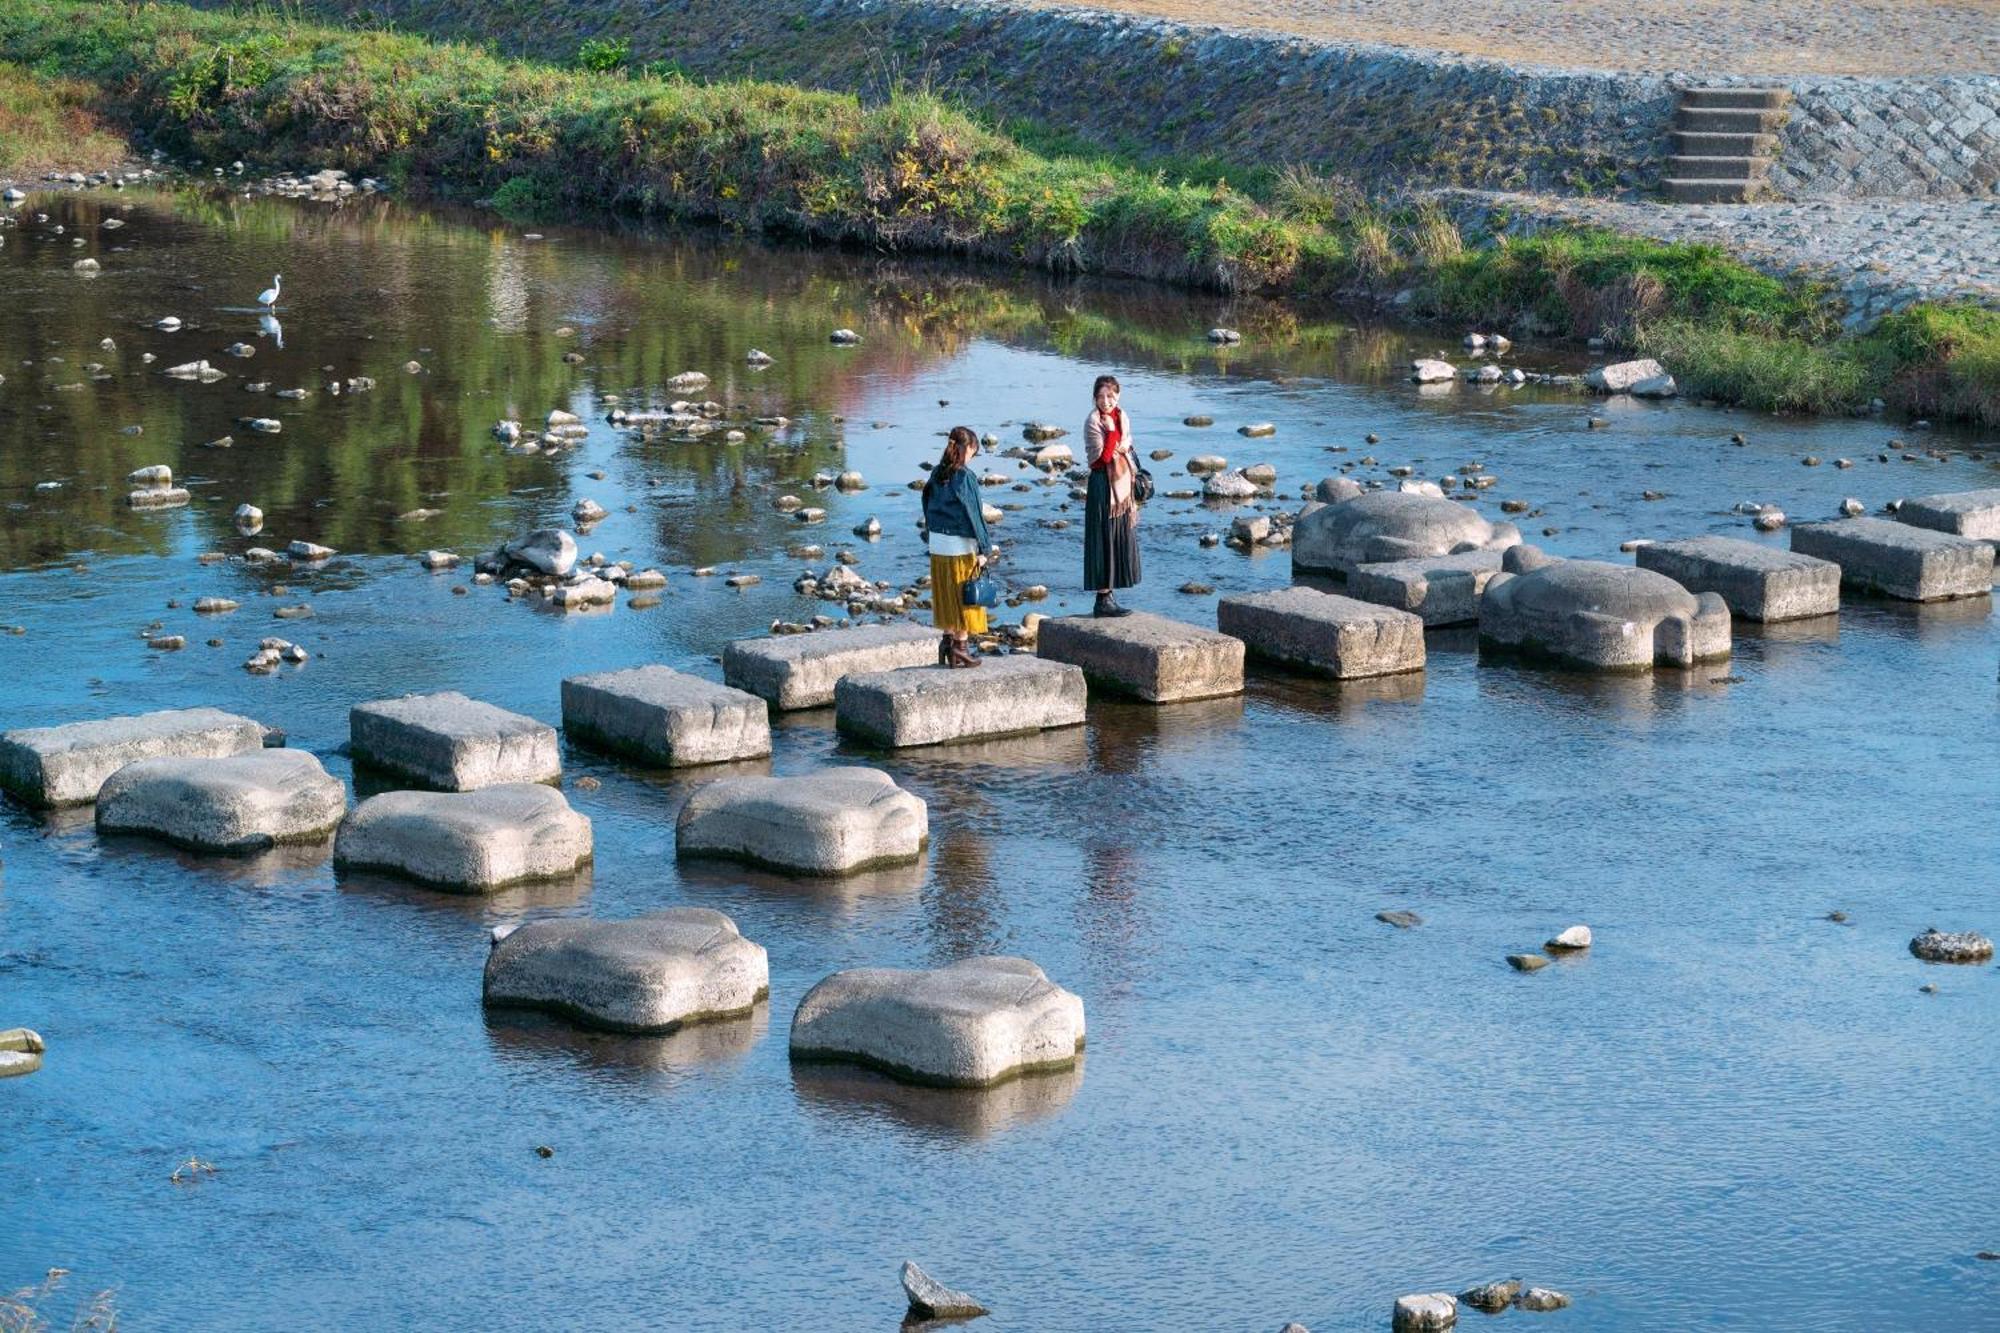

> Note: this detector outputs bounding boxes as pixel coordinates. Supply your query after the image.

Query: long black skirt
[1083,469,1141,591]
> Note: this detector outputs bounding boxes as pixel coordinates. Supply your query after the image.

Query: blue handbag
[960,571,1000,608]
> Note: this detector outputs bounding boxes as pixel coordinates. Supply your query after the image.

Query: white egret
[257,274,281,308]
[259,313,284,350]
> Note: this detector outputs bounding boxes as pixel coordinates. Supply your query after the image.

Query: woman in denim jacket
[921,426,992,668]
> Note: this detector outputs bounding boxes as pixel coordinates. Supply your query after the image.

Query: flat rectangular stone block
[1345,548,1506,626]
[1791,518,1994,602]
[835,656,1086,748]
[562,665,771,768]
[1217,587,1425,678]
[350,691,561,790]
[1896,488,2000,542]
[1635,536,1840,621]
[722,623,941,711]
[1035,612,1244,702]
[0,707,265,808]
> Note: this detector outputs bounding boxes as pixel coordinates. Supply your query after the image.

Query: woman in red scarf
[1083,374,1141,616]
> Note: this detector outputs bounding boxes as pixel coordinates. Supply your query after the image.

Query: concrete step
[1666,155,1771,181]
[1663,178,1767,204]
[1675,106,1787,134]
[1671,130,1776,156]
[1681,87,1790,111]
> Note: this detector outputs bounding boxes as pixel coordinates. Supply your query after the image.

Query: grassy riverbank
[1,0,1993,424]
[0,59,125,174]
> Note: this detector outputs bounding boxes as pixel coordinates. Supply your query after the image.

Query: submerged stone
[834,655,1087,748]
[1636,536,1840,622]
[483,907,768,1033]
[1480,557,1732,670]
[791,955,1085,1087]
[1037,611,1245,702]
[675,767,927,875]
[350,691,561,790]
[334,784,591,891]
[0,707,264,808]
[562,665,771,768]
[1790,518,1994,602]
[722,622,939,711]
[1218,586,1424,678]
[96,749,345,852]
[1346,548,1508,627]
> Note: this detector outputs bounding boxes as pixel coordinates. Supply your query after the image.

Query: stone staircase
[1664,87,1790,203]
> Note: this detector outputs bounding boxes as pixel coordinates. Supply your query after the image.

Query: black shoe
[1093,593,1133,618]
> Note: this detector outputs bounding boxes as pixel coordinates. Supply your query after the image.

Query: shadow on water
[790,1054,1085,1142]
[485,1003,769,1086]
[91,829,334,888]
[676,855,929,916]
[333,865,595,919]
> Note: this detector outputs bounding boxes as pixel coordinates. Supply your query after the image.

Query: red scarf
[1092,410,1123,469]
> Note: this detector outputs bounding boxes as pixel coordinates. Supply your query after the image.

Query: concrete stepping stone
[95,749,346,852]
[0,707,264,808]
[561,665,770,768]
[722,623,940,711]
[1635,535,1840,621]
[790,955,1085,1087]
[1218,587,1424,678]
[1344,548,1507,626]
[834,656,1086,748]
[675,767,926,875]
[1480,557,1732,669]
[1791,518,1994,602]
[0,1028,45,1079]
[1895,487,2000,541]
[334,784,592,891]
[1035,611,1244,702]
[349,691,561,790]
[1292,490,1519,577]
[483,907,768,1033]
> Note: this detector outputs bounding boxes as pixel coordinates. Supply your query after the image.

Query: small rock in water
[1377,910,1423,929]
[1207,327,1241,344]
[829,328,861,345]
[1183,415,1214,427]
[572,499,607,524]
[1826,910,1849,924]
[1516,1287,1571,1312]
[1908,928,1993,964]
[900,1261,986,1321]
[1753,510,1786,532]
[1392,1292,1457,1331]
[1545,924,1592,951]
[1459,1280,1520,1312]
[1507,953,1550,973]
[1238,422,1277,438]
[194,597,239,614]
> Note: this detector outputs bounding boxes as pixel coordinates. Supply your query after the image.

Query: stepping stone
[1292,490,1519,577]
[0,707,265,808]
[675,767,927,875]
[561,665,770,768]
[0,1028,44,1079]
[1791,518,1994,602]
[483,907,768,1033]
[901,1261,988,1320]
[1895,487,2000,541]
[1218,587,1424,678]
[1480,557,1731,670]
[1035,611,1244,702]
[722,622,941,711]
[1635,535,1840,621]
[834,656,1086,748]
[1344,548,1507,626]
[333,784,592,891]
[1393,1292,1459,1331]
[349,691,561,790]
[95,750,346,852]
[791,956,1085,1087]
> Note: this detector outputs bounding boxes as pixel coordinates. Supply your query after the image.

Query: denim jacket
[921,465,990,551]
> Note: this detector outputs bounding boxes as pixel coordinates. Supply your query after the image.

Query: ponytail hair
[924,425,980,499]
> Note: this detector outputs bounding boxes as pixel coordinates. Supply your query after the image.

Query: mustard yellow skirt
[930,552,989,634]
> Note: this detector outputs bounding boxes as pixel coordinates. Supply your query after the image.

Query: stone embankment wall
[307,0,1999,200]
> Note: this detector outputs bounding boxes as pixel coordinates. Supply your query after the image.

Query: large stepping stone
[1035,611,1244,702]
[95,749,346,852]
[1895,487,2000,542]
[349,691,561,790]
[676,767,926,875]
[333,784,592,891]
[1635,535,1840,621]
[1344,548,1507,626]
[1217,587,1425,678]
[561,665,770,768]
[0,707,265,808]
[722,623,940,711]
[1480,557,1731,669]
[790,956,1085,1087]
[483,907,768,1033]
[1791,518,1994,602]
[1292,490,1519,577]
[834,656,1086,748]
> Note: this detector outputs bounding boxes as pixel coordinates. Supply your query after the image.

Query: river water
[2,188,1996,1332]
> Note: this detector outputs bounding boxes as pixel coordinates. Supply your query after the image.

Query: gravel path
[1450,191,2000,326]
[1015,0,2000,75]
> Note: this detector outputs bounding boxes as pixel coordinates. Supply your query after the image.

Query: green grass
[0,59,125,173]
[0,0,1992,422]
